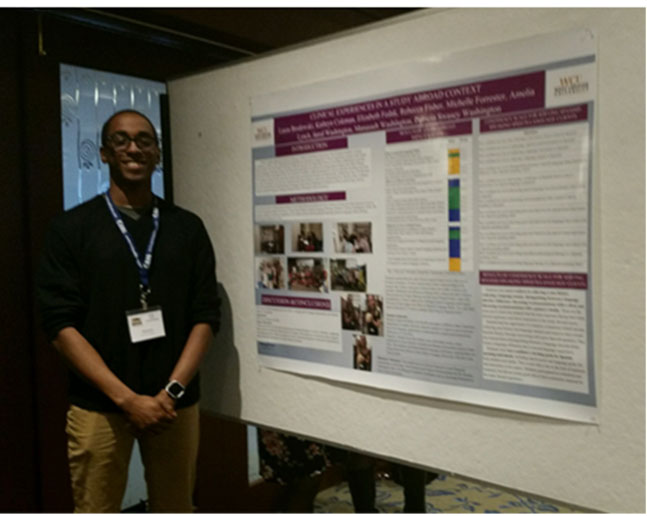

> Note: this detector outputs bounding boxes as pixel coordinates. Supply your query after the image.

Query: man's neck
[109,182,153,208]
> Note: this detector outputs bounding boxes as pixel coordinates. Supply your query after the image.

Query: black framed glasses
[107,131,158,151]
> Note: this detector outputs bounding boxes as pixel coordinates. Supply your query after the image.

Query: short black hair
[101,109,159,147]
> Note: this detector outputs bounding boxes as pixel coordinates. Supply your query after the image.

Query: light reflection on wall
[60,63,167,210]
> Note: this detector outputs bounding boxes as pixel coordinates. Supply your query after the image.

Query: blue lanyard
[103,192,160,308]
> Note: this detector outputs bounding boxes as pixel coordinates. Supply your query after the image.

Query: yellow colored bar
[449,258,461,271]
[448,148,460,175]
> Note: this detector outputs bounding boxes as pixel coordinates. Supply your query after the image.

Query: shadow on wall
[200,283,241,416]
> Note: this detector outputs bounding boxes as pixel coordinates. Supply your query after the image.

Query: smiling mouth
[123,160,147,169]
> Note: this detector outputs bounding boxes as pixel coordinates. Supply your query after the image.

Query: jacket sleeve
[36,218,85,341]
[189,219,221,334]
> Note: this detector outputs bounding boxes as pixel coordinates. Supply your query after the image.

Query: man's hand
[120,392,177,435]
[155,388,177,418]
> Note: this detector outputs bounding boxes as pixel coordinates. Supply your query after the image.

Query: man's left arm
[166,322,213,387]
[156,322,213,408]
[157,217,220,409]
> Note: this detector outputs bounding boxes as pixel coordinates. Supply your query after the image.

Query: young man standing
[37,110,220,512]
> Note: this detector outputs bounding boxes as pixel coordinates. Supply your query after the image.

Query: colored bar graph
[448,149,461,271]
[448,148,460,175]
[449,178,460,222]
[449,227,461,271]
[448,181,460,208]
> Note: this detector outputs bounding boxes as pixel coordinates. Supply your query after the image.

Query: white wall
[169,8,645,513]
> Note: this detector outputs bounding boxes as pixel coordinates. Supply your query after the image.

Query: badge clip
[140,284,151,310]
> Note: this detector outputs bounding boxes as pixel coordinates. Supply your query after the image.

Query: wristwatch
[164,379,186,400]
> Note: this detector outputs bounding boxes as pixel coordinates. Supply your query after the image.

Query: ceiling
[56,8,418,64]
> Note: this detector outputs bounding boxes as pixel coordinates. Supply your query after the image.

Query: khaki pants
[66,403,199,513]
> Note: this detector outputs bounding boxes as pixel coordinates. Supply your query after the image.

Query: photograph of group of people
[292,222,323,252]
[254,224,285,254]
[331,258,367,292]
[353,334,372,371]
[255,257,286,290]
[340,293,384,336]
[287,257,329,293]
[255,221,372,298]
[333,222,372,253]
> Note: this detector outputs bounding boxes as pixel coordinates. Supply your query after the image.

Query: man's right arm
[54,327,176,432]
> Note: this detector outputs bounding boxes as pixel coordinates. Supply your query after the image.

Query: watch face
[167,381,184,398]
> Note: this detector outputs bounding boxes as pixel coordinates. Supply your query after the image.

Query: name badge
[126,306,166,343]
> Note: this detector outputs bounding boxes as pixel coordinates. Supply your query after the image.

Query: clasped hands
[120,389,177,436]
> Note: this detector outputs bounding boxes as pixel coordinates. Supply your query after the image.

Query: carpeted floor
[314,474,581,513]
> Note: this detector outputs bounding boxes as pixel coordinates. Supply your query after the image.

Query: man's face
[100,112,160,185]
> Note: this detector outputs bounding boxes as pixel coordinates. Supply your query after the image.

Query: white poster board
[169,8,645,513]
[250,29,597,423]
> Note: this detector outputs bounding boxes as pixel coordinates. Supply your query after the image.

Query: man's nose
[125,139,142,152]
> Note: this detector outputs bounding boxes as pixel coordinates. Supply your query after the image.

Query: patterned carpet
[314,474,581,513]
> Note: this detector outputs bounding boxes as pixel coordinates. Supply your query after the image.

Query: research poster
[250,30,597,422]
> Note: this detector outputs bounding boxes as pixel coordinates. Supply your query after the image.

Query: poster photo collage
[254,221,383,371]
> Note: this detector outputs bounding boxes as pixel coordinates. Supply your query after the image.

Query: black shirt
[37,195,220,412]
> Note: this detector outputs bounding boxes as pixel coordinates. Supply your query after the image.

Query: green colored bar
[449,228,461,240]
[448,187,460,210]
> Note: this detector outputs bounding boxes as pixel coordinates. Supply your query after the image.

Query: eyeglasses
[107,131,158,151]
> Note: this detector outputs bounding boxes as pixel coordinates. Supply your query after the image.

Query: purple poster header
[481,104,588,133]
[274,71,545,145]
[480,271,588,290]
[262,294,332,310]
[276,191,346,204]
[276,137,347,157]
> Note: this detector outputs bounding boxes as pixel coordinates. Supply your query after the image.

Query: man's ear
[99,146,109,164]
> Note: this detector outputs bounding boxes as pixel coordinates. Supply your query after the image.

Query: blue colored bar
[449,239,461,258]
